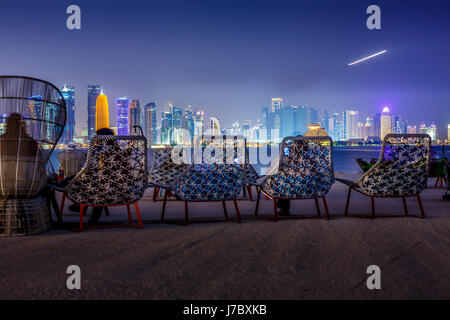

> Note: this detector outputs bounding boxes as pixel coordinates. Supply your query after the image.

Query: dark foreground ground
[0,174,449,299]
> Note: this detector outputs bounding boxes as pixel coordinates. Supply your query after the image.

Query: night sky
[1,0,449,137]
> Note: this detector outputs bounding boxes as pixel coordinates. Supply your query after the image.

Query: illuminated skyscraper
[280,105,295,138]
[194,109,205,137]
[87,85,101,139]
[419,122,437,141]
[182,105,195,141]
[308,108,318,124]
[343,110,359,140]
[129,99,141,134]
[294,105,308,135]
[116,97,130,135]
[209,117,221,135]
[61,85,75,144]
[27,95,42,138]
[161,111,172,144]
[380,107,392,140]
[144,102,157,145]
[271,98,283,132]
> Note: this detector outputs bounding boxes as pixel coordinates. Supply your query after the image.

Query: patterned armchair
[243,151,260,200]
[59,135,148,231]
[160,135,246,225]
[337,134,431,218]
[255,136,334,221]
[148,146,189,201]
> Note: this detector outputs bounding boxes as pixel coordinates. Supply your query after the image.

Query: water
[50,145,450,176]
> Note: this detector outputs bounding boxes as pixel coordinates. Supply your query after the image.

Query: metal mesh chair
[58,135,148,231]
[148,146,189,201]
[0,76,66,236]
[337,134,431,218]
[160,135,246,225]
[255,136,334,221]
[57,149,87,177]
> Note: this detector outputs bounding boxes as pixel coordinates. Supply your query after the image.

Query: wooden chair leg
[79,204,84,232]
[344,187,351,216]
[322,197,330,220]
[233,199,241,223]
[104,206,110,216]
[254,188,261,216]
[371,196,375,219]
[161,189,168,222]
[314,197,321,217]
[417,194,425,218]
[247,186,253,201]
[402,196,408,216]
[59,193,66,222]
[153,186,159,201]
[184,200,189,226]
[222,200,228,220]
[134,202,143,228]
[126,204,132,225]
[272,198,277,222]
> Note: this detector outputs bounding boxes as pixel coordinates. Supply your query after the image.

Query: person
[68,127,116,224]
[0,113,39,157]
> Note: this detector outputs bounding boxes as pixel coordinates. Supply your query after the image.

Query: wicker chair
[57,149,87,177]
[336,134,431,218]
[243,150,260,201]
[254,136,334,221]
[0,76,66,236]
[58,135,148,231]
[148,146,189,201]
[159,135,246,225]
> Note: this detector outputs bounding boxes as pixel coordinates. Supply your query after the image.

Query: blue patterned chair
[254,136,334,221]
[336,134,431,219]
[159,135,246,225]
[58,135,148,231]
[243,150,260,200]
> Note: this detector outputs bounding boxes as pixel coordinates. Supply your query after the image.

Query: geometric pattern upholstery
[169,135,247,201]
[357,134,431,197]
[65,135,148,206]
[259,136,334,199]
[148,146,189,188]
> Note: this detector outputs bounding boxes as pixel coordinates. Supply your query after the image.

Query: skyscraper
[280,105,294,138]
[210,117,221,135]
[294,105,308,135]
[271,98,283,133]
[380,107,392,140]
[116,97,130,135]
[61,85,75,144]
[261,106,269,131]
[308,107,318,124]
[87,85,101,139]
[144,102,157,145]
[27,95,42,139]
[194,109,205,137]
[161,111,173,144]
[129,99,141,134]
[182,105,195,141]
[343,110,359,140]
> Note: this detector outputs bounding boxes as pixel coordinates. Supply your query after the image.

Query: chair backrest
[149,146,189,186]
[57,149,87,177]
[66,135,148,205]
[171,135,246,201]
[358,134,431,196]
[0,76,66,198]
[279,135,334,182]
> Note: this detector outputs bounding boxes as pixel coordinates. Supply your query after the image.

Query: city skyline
[0,0,449,138]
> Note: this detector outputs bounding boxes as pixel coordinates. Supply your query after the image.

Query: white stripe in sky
[348,50,387,66]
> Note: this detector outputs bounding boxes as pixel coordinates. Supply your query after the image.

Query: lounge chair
[336,134,431,218]
[0,76,66,236]
[254,136,334,221]
[159,135,246,225]
[57,149,87,177]
[58,135,148,231]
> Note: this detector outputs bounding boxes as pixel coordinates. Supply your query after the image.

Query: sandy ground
[0,174,449,299]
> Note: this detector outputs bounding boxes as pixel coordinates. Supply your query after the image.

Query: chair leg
[272,198,277,222]
[247,186,253,201]
[222,200,228,220]
[314,197,321,217]
[126,204,132,225]
[153,186,159,201]
[322,197,330,220]
[161,190,168,222]
[59,193,66,222]
[233,199,242,223]
[402,196,408,216]
[371,196,375,219]
[184,201,189,226]
[344,187,351,216]
[417,194,426,218]
[104,206,110,216]
[134,202,143,229]
[434,178,439,188]
[79,204,84,232]
[254,188,261,216]
[440,177,444,188]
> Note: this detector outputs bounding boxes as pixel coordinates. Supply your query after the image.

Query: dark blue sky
[1,0,449,136]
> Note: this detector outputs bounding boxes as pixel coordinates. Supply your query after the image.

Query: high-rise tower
[87,85,101,139]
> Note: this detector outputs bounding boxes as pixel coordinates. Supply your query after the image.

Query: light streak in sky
[348,50,387,66]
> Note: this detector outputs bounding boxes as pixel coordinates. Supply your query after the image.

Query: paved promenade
[0,174,449,299]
